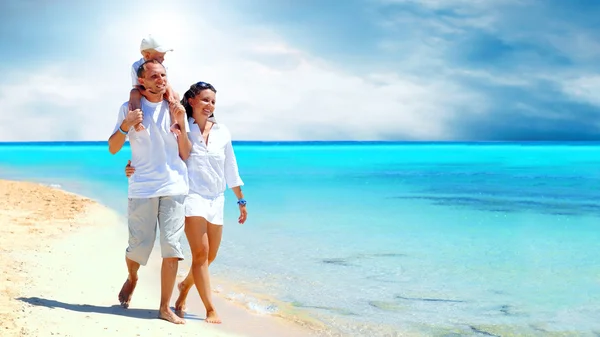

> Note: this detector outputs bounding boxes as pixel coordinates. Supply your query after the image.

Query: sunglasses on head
[195,81,216,92]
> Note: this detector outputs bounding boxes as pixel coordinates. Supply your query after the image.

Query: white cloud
[561,76,600,107]
[0,66,99,140]
[379,0,528,10]
[375,0,600,94]
[0,1,495,141]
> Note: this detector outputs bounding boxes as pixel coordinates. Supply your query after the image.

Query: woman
[125,81,248,324]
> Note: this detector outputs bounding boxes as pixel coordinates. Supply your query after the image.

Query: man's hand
[124,109,144,132]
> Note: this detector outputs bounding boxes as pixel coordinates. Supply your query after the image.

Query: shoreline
[178,264,331,336]
[0,179,314,337]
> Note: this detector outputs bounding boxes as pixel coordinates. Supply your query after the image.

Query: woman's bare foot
[174,283,186,318]
[174,309,185,319]
[118,277,137,308]
[158,307,186,324]
[205,310,221,324]
[174,281,191,314]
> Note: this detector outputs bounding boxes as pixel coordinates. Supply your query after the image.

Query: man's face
[139,63,167,96]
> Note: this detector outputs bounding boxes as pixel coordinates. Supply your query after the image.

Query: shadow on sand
[17,297,201,321]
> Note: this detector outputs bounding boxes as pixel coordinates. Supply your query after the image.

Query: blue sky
[0,0,599,141]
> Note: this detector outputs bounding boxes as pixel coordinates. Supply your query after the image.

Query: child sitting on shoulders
[129,34,180,132]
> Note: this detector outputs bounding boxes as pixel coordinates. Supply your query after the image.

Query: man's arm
[108,106,142,154]
[108,122,129,155]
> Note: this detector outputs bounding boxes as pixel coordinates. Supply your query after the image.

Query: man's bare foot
[118,277,137,308]
[205,310,221,324]
[159,307,185,324]
[174,281,190,314]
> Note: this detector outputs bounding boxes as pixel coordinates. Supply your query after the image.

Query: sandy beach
[0,179,312,337]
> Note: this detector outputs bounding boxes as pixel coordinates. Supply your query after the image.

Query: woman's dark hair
[181,81,217,119]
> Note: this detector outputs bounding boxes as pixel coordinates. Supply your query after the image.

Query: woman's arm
[224,137,247,224]
[231,186,244,201]
[224,140,244,191]
[231,185,247,224]
[170,102,192,160]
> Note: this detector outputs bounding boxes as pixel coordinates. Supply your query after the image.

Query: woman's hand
[169,101,186,124]
[238,204,247,224]
[168,101,186,136]
[231,187,247,224]
[125,160,136,178]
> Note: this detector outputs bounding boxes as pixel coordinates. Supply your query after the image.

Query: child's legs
[129,87,143,111]
[164,84,180,103]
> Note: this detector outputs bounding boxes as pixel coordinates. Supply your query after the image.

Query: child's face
[142,49,167,63]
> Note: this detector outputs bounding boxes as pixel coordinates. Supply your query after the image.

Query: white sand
[0,180,312,337]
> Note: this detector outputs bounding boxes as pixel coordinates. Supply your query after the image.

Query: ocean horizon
[2,141,600,336]
[3,140,600,145]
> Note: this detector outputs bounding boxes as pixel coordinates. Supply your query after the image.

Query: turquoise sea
[2,141,600,336]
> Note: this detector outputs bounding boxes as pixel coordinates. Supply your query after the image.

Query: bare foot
[205,310,221,324]
[174,281,190,314]
[118,277,137,308]
[159,307,186,324]
[174,283,186,319]
[174,308,185,319]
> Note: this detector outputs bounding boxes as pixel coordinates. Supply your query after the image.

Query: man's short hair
[136,59,165,79]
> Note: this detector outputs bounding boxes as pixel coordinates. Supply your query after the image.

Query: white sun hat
[140,34,174,53]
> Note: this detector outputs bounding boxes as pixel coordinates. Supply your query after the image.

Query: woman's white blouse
[185,118,244,198]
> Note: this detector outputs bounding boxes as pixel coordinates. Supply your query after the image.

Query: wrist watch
[237,199,247,206]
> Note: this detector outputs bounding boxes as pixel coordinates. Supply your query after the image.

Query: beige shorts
[126,195,185,266]
[184,193,225,225]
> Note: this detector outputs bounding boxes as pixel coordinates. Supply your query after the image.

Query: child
[129,34,180,132]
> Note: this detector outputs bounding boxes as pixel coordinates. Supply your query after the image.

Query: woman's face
[190,89,216,119]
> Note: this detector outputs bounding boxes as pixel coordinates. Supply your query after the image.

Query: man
[108,59,191,324]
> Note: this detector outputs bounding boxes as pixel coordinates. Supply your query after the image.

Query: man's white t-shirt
[131,58,169,87]
[113,97,189,198]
